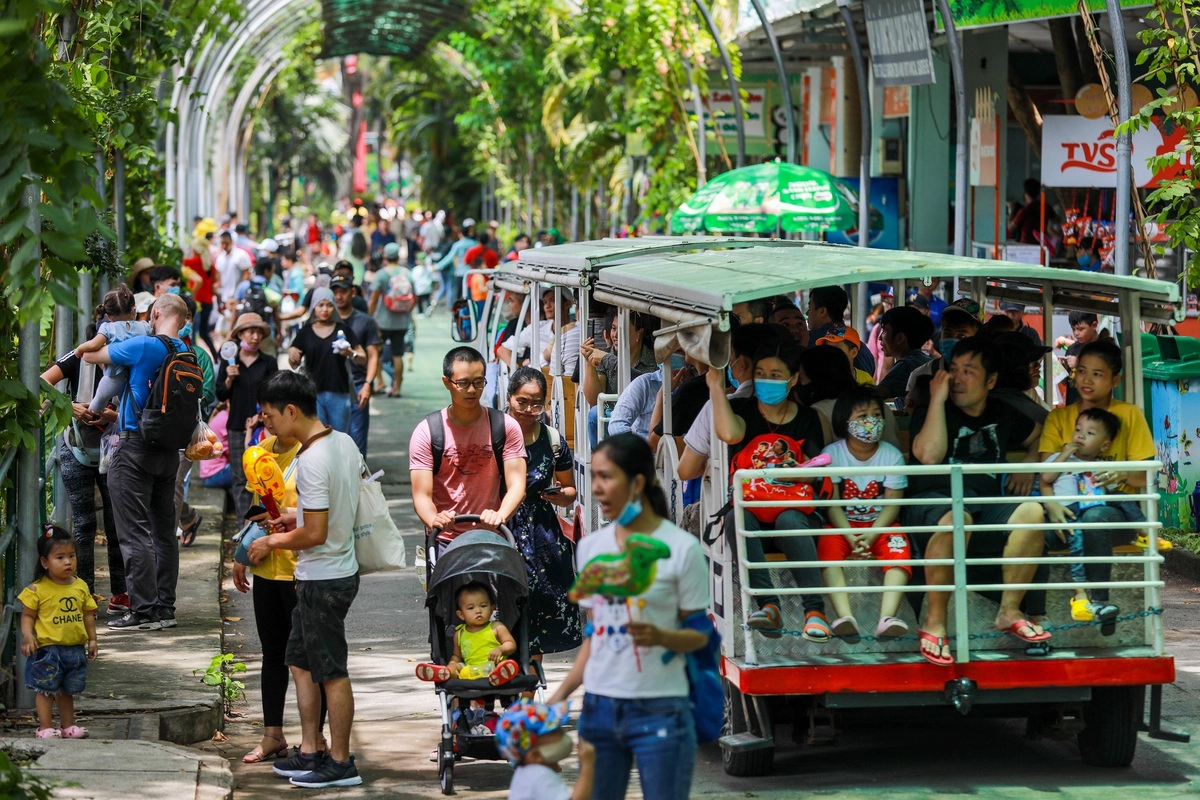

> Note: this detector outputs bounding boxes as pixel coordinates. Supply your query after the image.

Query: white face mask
[537,734,573,764]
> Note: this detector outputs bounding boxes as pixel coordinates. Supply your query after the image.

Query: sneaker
[289,755,363,788]
[107,593,130,614]
[106,612,162,631]
[156,610,178,629]
[747,603,783,639]
[273,749,325,778]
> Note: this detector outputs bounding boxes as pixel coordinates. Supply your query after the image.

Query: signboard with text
[864,0,936,86]
[939,0,1149,31]
[1040,115,1193,188]
[700,74,802,157]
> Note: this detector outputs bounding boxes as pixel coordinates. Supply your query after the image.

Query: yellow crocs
[1135,534,1173,552]
[1070,596,1096,622]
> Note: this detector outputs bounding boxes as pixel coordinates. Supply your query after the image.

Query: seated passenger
[580,310,657,448]
[816,324,873,385]
[607,367,663,441]
[905,336,1046,666]
[818,386,911,640]
[904,298,983,397]
[768,301,809,347]
[649,351,708,450]
[799,345,901,452]
[807,286,875,376]
[709,340,830,641]
[876,306,935,409]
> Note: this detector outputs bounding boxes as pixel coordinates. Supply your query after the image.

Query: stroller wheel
[438,741,455,795]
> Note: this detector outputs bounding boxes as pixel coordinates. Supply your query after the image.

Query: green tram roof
[508,236,829,287]
[590,244,1181,326]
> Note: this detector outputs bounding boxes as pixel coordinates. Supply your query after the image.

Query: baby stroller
[425,516,545,795]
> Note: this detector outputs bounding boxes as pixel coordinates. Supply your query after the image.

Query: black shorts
[285,574,360,683]
[380,327,409,356]
[903,490,1023,557]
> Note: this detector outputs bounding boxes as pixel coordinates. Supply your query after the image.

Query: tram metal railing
[731,460,1164,666]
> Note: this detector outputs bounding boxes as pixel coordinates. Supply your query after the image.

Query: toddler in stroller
[421,521,546,795]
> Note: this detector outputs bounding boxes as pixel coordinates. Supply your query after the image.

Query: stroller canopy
[427,530,530,631]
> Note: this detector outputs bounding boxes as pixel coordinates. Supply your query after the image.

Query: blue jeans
[1043,500,1143,602]
[202,464,231,489]
[349,382,369,456]
[316,391,352,434]
[577,693,696,800]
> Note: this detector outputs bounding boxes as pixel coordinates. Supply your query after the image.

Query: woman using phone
[506,367,583,658]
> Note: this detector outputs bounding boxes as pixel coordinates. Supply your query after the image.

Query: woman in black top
[286,287,365,434]
[216,312,279,521]
[707,339,831,642]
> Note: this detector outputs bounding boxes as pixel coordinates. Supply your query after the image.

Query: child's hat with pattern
[494,700,570,764]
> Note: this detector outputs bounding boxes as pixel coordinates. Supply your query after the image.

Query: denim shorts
[26,644,88,696]
[285,574,360,683]
[577,693,696,800]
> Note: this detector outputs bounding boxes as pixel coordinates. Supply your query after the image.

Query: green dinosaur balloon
[569,534,672,602]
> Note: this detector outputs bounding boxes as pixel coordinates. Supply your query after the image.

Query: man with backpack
[82,294,203,631]
[409,347,527,552]
[368,243,416,398]
[332,274,382,456]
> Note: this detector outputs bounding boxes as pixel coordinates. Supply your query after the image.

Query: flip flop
[489,659,520,686]
[918,629,954,666]
[415,663,451,682]
[1003,619,1051,643]
[180,514,202,547]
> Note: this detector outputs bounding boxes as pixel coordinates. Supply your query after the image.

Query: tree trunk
[1007,63,1042,158]
[1074,17,1102,84]
[1049,17,1085,113]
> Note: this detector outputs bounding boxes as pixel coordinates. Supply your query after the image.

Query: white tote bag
[353,469,407,575]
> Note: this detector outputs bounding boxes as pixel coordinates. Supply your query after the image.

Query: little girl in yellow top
[20,526,98,739]
[232,428,303,764]
[416,583,520,686]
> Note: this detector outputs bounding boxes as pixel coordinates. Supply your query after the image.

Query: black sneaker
[156,610,178,629]
[107,612,162,631]
[273,749,324,778]
[289,755,362,788]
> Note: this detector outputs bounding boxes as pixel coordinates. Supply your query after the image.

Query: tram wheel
[721,678,775,777]
[1078,685,1140,767]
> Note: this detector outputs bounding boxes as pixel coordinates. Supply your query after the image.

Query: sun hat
[230,312,271,338]
[128,257,156,287]
[134,292,155,314]
[816,324,862,349]
[494,701,570,765]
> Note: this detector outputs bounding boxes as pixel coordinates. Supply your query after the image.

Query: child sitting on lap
[818,386,912,641]
[416,582,520,686]
[75,285,152,414]
[496,701,595,800]
[19,526,98,739]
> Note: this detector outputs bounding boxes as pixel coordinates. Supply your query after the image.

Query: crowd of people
[28,203,1154,797]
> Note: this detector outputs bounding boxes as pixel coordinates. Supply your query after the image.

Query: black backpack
[425,407,507,494]
[137,335,203,450]
[240,281,271,317]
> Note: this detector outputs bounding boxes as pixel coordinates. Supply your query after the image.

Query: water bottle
[333,330,349,354]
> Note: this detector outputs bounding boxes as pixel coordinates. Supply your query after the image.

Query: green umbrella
[670,161,859,235]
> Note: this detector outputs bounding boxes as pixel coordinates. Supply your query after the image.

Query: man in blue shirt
[82,293,190,632]
[432,218,477,309]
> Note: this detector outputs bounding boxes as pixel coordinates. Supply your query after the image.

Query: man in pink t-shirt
[410,347,527,544]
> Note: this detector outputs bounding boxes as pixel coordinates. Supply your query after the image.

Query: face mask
[240,340,258,352]
[536,734,573,764]
[755,378,790,406]
[179,322,193,339]
[670,353,686,371]
[726,366,739,389]
[938,337,959,362]
[616,496,643,526]
[165,286,181,295]
[847,415,885,444]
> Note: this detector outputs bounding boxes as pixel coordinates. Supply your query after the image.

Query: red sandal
[488,659,520,686]
[415,663,451,682]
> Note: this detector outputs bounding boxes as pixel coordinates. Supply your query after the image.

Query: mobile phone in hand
[541,485,564,496]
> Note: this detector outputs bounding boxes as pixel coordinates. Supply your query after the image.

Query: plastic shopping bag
[185,418,224,461]
[353,469,406,575]
[98,421,121,475]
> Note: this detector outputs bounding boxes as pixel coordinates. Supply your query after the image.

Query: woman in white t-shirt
[549,433,709,800]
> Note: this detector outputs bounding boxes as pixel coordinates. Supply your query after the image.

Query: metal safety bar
[731,460,1164,666]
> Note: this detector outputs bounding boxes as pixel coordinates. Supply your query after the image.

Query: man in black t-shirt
[877,305,935,408]
[905,336,1046,666]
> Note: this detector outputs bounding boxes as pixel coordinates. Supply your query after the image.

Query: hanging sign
[863,0,936,86]
[968,89,997,187]
[1040,115,1193,188]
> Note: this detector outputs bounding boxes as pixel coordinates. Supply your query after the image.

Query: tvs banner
[863,0,936,86]
[1040,115,1192,188]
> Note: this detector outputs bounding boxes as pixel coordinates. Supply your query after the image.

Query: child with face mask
[496,701,595,800]
[817,386,912,641]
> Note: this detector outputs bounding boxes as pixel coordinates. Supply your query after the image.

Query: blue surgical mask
[726,366,740,389]
[165,286,181,295]
[616,496,643,526]
[938,337,959,361]
[1077,254,1093,269]
[755,378,790,406]
[670,353,686,371]
[179,322,193,339]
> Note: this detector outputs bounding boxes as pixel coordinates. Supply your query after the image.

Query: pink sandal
[59,725,88,739]
[35,728,61,739]
[415,663,452,682]
[488,659,520,686]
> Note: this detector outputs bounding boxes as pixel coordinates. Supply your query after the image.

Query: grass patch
[1163,528,1200,556]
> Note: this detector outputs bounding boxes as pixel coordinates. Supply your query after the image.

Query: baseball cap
[816,324,862,349]
[999,301,1025,312]
[908,293,930,310]
[383,242,401,261]
[258,237,279,254]
[329,275,354,291]
[992,331,1052,364]
[942,297,983,324]
[461,217,476,229]
[134,292,155,314]
[495,701,570,765]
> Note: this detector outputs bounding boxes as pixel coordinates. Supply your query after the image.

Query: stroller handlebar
[432,515,515,547]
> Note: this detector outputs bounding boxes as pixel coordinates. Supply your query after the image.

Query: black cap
[330,275,354,291]
[992,331,1052,364]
